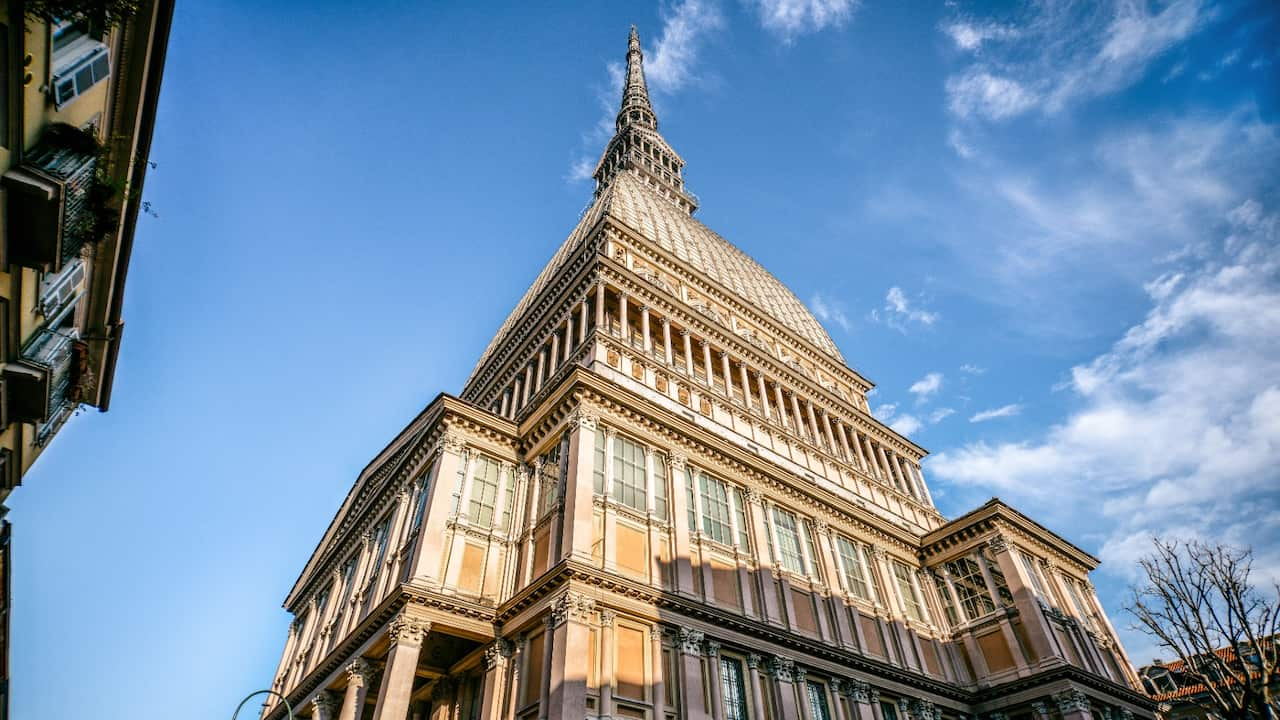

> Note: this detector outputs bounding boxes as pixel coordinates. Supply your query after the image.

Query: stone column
[641,306,652,353]
[651,627,667,720]
[512,379,523,415]
[662,318,673,364]
[796,668,814,720]
[337,658,376,720]
[599,609,617,718]
[535,348,547,392]
[806,401,822,445]
[566,313,575,357]
[768,656,800,720]
[868,690,884,720]
[789,393,805,439]
[372,615,430,720]
[500,390,510,418]
[757,373,771,418]
[849,681,875,720]
[561,408,599,563]
[989,535,1056,665]
[546,593,594,720]
[596,283,606,331]
[619,293,629,343]
[523,365,534,406]
[428,678,453,720]
[668,453,697,593]
[701,341,714,385]
[745,488,782,622]
[828,681,850,720]
[408,435,463,584]
[822,412,838,454]
[580,298,590,344]
[480,640,514,720]
[550,330,561,373]
[739,364,754,411]
[683,330,694,373]
[721,352,734,397]
[678,629,709,720]
[705,640,725,720]
[835,420,853,462]
[747,654,768,720]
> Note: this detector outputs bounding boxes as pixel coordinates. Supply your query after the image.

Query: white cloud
[959,364,985,375]
[930,199,1280,580]
[890,414,924,436]
[929,407,956,424]
[943,20,1018,51]
[909,372,944,401]
[969,403,1023,423]
[943,0,1209,121]
[873,403,896,421]
[870,287,939,332]
[646,0,725,94]
[948,128,977,159]
[567,156,596,183]
[748,0,859,42]
[810,292,851,332]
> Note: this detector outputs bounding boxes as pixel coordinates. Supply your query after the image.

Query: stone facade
[261,26,1155,720]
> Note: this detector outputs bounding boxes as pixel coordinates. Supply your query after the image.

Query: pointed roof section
[593,26,698,214]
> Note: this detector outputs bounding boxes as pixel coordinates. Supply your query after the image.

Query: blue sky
[10,1,1279,717]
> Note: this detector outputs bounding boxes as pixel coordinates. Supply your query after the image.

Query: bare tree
[1127,538,1280,720]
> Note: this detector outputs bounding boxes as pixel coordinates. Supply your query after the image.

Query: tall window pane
[933,573,959,626]
[732,487,750,551]
[367,516,392,587]
[539,445,561,518]
[721,657,748,720]
[410,473,432,531]
[653,453,669,520]
[772,507,806,574]
[835,536,871,601]
[892,561,926,622]
[612,435,647,511]
[806,682,831,720]
[593,428,606,494]
[980,547,1014,606]
[699,472,733,544]
[943,556,995,621]
[468,455,501,528]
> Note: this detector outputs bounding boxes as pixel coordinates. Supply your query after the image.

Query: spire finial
[617,25,656,132]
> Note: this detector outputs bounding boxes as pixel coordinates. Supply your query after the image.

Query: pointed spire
[617,25,657,132]
[593,25,698,215]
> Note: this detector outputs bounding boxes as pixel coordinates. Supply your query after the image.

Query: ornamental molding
[346,657,376,682]
[868,689,881,704]
[850,680,871,703]
[388,615,431,646]
[1030,702,1050,719]
[987,534,1010,554]
[483,639,515,669]
[678,628,704,655]
[705,639,721,657]
[548,591,596,628]
[767,655,795,683]
[567,405,600,430]
[1054,690,1091,715]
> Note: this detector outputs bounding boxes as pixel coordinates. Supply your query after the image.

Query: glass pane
[721,658,748,720]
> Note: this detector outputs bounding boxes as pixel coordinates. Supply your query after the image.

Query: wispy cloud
[969,403,1023,423]
[869,287,939,332]
[943,0,1209,121]
[810,292,851,332]
[930,197,1280,611]
[959,363,985,375]
[929,407,956,424]
[748,0,859,42]
[567,0,722,183]
[909,372,944,401]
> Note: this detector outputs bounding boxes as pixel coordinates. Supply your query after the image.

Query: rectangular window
[980,547,1015,606]
[806,682,831,720]
[881,702,898,720]
[721,657,749,720]
[410,472,432,531]
[932,573,959,626]
[498,462,516,531]
[1017,550,1046,597]
[835,536,871,601]
[801,521,821,580]
[699,472,734,544]
[944,555,995,621]
[539,447,561,518]
[732,487,750,550]
[468,454,502,528]
[686,466,697,530]
[772,507,806,574]
[1062,576,1094,627]
[593,428,606,494]
[367,516,392,587]
[892,561,926,622]
[338,555,358,606]
[653,453,668,520]
[612,434,647,511]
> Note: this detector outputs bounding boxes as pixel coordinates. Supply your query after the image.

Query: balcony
[3,327,86,436]
[2,124,100,272]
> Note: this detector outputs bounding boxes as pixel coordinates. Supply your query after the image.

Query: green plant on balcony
[24,0,139,27]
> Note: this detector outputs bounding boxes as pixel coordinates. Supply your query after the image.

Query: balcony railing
[2,125,99,272]
[4,326,85,436]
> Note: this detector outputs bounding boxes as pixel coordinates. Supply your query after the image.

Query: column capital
[312,690,338,718]
[668,452,687,471]
[746,653,763,669]
[677,628,704,655]
[987,533,1010,554]
[387,614,430,647]
[704,639,721,657]
[868,689,880,704]
[1054,690,1091,715]
[435,430,466,455]
[346,657,376,683]
[813,519,830,536]
[680,328,691,337]
[766,655,795,683]
[567,405,599,430]
[1030,701,1050,720]
[794,667,808,683]
[549,590,596,628]
[850,680,870,703]
[599,608,618,625]
[483,638,515,669]
[650,625,665,641]
[660,317,671,327]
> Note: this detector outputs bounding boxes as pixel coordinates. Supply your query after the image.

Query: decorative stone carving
[678,628,704,655]
[870,544,888,560]
[830,679,845,695]
[1030,701,1050,719]
[766,655,795,683]
[549,591,596,627]
[987,534,1010,553]
[1120,710,1133,720]
[898,698,911,720]
[705,639,721,657]
[669,452,687,471]
[312,690,338,717]
[868,689,881,704]
[483,639,514,669]
[650,626,665,641]
[438,431,466,455]
[1054,690,1091,715]
[850,680,870,703]
[388,615,430,646]
[599,608,618,626]
[814,519,831,536]
[747,653,763,670]
[568,406,599,430]
[745,487,763,504]
[912,699,936,720]
[794,667,808,683]
[346,657,375,682]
